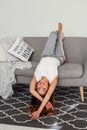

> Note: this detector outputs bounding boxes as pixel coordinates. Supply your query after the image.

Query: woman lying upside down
[29,22,66,120]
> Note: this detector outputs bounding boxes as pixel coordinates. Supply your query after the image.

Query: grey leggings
[41,31,64,61]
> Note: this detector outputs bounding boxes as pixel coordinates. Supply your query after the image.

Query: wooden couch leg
[79,86,84,102]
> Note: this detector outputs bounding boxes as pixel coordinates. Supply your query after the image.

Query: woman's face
[36,77,49,96]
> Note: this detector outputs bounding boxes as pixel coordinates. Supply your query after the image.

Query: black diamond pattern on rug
[0,84,87,130]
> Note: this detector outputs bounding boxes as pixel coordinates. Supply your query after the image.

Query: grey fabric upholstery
[15,61,38,77]
[59,63,83,79]
[15,37,87,87]
[23,37,47,62]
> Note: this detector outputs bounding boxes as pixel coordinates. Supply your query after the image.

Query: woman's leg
[54,32,64,57]
[41,32,57,58]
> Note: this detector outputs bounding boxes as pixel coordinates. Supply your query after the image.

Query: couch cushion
[59,63,83,79]
[15,61,38,77]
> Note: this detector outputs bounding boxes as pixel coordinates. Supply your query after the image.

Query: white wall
[0,0,87,37]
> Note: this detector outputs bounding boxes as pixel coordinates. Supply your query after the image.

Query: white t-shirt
[34,57,60,83]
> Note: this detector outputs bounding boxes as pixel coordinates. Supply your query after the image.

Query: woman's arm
[29,76,43,102]
[30,77,58,120]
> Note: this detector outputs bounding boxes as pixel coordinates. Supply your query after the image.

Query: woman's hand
[45,102,54,111]
[60,56,66,63]
[30,110,40,120]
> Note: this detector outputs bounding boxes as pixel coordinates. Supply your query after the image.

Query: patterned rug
[0,84,87,130]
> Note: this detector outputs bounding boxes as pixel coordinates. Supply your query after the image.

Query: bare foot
[58,22,63,32]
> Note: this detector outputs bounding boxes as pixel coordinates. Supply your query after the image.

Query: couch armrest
[82,61,87,85]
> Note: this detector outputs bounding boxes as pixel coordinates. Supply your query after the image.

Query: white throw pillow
[8,37,34,62]
[0,44,6,61]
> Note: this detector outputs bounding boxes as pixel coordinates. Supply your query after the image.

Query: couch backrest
[23,37,87,64]
[23,37,47,62]
[63,37,87,64]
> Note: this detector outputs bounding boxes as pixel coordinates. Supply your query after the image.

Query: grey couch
[15,37,87,102]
